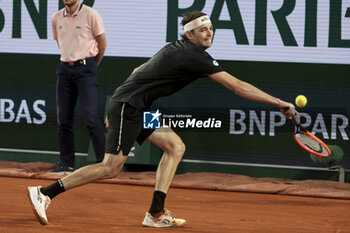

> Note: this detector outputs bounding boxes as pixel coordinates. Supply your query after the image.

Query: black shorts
[105,101,155,155]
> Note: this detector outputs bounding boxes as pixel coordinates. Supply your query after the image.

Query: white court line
[0,148,87,156]
[0,148,346,172]
[181,159,349,172]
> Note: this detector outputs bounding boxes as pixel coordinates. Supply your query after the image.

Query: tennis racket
[289,114,331,158]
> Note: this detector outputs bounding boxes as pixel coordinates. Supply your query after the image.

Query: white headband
[183,15,211,32]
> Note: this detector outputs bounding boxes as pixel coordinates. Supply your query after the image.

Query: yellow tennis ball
[295,95,307,107]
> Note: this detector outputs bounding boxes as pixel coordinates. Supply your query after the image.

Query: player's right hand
[280,102,299,119]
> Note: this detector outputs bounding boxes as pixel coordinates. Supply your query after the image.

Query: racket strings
[295,133,328,156]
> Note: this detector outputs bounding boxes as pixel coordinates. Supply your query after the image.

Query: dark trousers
[56,57,105,167]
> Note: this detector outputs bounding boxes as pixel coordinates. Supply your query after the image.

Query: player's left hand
[104,116,109,129]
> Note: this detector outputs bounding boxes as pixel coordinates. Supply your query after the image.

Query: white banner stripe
[0,1,349,64]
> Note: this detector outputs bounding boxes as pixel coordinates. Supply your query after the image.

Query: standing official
[50,0,107,173]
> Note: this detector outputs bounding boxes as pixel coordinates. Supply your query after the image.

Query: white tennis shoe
[27,186,51,225]
[142,208,186,228]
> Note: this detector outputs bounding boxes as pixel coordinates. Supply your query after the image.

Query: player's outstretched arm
[209,71,297,118]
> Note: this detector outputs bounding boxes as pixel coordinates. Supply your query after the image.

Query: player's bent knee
[179,142,186,155]
[102,164,120,178]
[171,141,186,159]
[101,155,124,178]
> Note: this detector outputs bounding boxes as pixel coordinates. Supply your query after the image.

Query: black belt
[64,59,87,67]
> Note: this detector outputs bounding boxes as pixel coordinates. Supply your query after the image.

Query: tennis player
[27,11,298,227]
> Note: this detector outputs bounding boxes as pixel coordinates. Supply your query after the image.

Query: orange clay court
[1,163,350,233]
